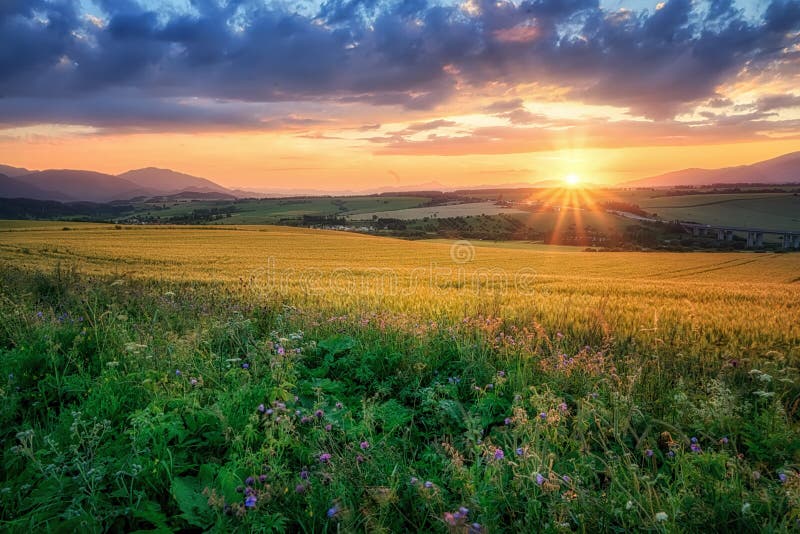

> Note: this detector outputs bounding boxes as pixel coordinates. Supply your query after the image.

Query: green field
[638,194,800,230]
[1,222,799,532]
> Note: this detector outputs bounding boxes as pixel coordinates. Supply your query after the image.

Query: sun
[564,173,581,187]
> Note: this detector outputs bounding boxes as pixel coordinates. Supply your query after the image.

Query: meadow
[1,221,799,532]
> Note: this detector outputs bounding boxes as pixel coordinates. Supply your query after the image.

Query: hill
[626,151,800,187]
[0,164,31,177]
[0,173,74,201]
[16,170,150,202]
[118,167,234,195]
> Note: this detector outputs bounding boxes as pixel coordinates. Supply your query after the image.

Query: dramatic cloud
[0,0,797,134]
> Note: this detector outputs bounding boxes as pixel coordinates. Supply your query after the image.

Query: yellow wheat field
[2,221,799,357]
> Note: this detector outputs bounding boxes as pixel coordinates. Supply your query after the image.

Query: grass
[1,222,799,532]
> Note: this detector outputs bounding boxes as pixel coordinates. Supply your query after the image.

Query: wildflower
[497,370,506,378]
[444,512,457,526]
[356,454,365,463]
[562,475,571,483]
[190,378,198,386]
[459,506,469,515]
[266,408,274,416]
[516,447,524,456]
[504,418,512,425]
[645,449,654,457]
[276,346,285,356]
[691,442,702,453]
[245,495,257,508]
[486,383,494,390]
[300,469,309,480]
[242,363,250,369]
[536,473,545,485]
[259,474,267,484]
[493,448,505,461]
[360,440,370,450]
[301,416,311,423]
[779,473,788,483]
[558,402,568,412]
[556,332,564,338]
[655,512,668,522]
[295,483,306,493]
[275,401,286,410]
[539,412,547,420]
[315,409,324,418]
[327,505,339,518]
[667,450,675,458]
[175,369,181,376]
[325,424,332,431]
[720,436,729,444]
[424,481,434,489]
[410,477,418,485]
[741,502,751,513]
[690,436,698,443]
[319,453,331,463]
[245,476,255,486]
[258,404,266,413]
[626,500,634,510]
[469,522,482,533]
[335,402,343,409]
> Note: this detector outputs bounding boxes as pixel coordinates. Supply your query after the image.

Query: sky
[0,0,798,190]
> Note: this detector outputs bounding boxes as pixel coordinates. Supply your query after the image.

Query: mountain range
[1,151,799,201]
[624,151,800,188]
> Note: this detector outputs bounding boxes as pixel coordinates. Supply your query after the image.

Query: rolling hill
[0,173,74,201]
[626,151,800,187]
[118,167,233,195]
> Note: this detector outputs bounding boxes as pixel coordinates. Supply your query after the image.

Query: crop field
[637,194,800,230]
[350,202,528,220]
[1,221,799,532]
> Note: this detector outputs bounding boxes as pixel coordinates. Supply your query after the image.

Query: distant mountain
[0,164,31,177]
[118,167,233,195]
[0,173,73,201]
[626,151,800,187]
[16,170,150,202]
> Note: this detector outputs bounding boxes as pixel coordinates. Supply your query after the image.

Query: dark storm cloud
[0,0,798,130]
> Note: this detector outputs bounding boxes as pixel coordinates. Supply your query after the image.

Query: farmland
[1,222,799,532]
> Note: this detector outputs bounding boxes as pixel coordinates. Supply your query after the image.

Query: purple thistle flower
[300,469,309,479]
[691,443,702,453]
[536,473,545,485]
[668,450,675,458]
[315,409,324,418]
[424,481,434,489]
[319,453,331,463]
[360,440,370,450]
[277,346,285,355]
[245,476,255,486]
[646,449,654,457]
[258,404,266,413]
[325,424,332,431]
[493,448,505,460]
[539,412,547,420]
[335,402,343,409]
[259,474,267,484]
[504,418,512,425]
[356,454,365,463]
[244,495,257,508]
[301,416,311,424]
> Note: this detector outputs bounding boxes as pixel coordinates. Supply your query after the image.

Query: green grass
[0,225,799,532]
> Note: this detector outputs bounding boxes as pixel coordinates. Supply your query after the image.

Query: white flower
[741,502,751,514]
[655,512,668,522]
[626,501,634,510]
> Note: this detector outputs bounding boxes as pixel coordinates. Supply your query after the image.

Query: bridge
[679,222,800,249]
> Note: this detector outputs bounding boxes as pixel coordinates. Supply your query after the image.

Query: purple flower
[259,474,267,483]
[327,505,339,518]
[459,506,469,515]
[319,453,331,463]
[300,469,309,480]
[536,473,545,485]
[410,477,418,485]
[493,448,505,461]
[779,473,788,483]
[245,476,255,486]
[691,443,702,453]
[668,450,675,458]
[295,483,306,493]
[360,441,370,450]
[277,346,285,355]
[242,363,250,369]
[469,523,482,533]
[486,383,494,390]
[504,418,512,425]
[266,408,274,416]
[516,447,524,456]
[721,436,729,444]
[539,412,547,420]
[558,402,568,412]
[258,404,266,413]
[424,481,434,489]
[335,402,343,409]
[190,378,198,386]
[356,454,365,463]
[690,437,698,444]
[244,495,257,508]
[325,424,332,432]
[315,409,324,418]
[562,475,571,483]
[645,449,654,457]
[301,416,311,424]
[175,369,181,376]
[497,370,506,378]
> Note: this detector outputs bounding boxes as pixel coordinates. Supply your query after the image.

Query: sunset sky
[1,0,799,191]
